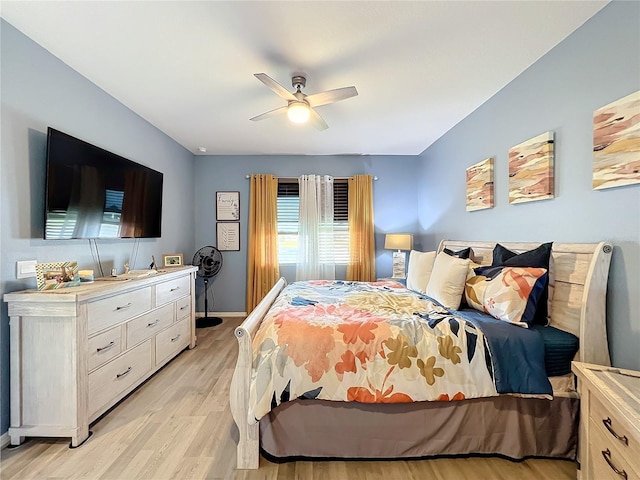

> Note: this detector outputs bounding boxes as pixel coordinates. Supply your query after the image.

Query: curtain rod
[245,175,378,180]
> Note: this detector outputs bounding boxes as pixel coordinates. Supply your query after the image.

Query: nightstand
[572,362,640,480]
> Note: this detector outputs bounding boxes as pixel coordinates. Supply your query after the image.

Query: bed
[229,240,612,469]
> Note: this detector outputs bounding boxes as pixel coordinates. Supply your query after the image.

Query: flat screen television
[44,127,163,239]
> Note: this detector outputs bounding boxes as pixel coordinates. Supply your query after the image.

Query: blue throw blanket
[450,308,552,396]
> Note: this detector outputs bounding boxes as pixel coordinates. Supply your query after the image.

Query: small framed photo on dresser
[162,253,184,268]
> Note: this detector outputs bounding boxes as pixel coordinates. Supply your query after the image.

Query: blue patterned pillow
[465,266,548,327]
[492,242,553,325]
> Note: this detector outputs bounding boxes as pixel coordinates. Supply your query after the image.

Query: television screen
[44,127,163,239]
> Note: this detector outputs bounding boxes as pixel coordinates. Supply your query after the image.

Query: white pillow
[466,261,482,280]
[425,252,470,309]
[406,250,436,293]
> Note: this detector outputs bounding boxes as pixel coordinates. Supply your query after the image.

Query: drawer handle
[603,418,629,446]
[180,305,189,310]
[116,366,132,379]
[601,449,628,479]
[96,341,115,353]
[171,334,181,342]
[170,287,180,292]
[116,302,132,311]
[147,319,160,328]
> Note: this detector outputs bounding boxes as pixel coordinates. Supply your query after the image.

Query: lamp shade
[384,233,413,251]
[287,102,310,123]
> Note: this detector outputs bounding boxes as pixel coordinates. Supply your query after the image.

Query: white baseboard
[195,311,246,318]
[1,431,9,449]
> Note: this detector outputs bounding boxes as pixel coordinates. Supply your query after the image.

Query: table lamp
[384,233,413,279]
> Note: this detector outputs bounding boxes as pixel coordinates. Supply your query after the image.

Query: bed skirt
[260,395,578,461]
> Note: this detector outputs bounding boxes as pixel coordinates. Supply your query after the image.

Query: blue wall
[193,154,419,313]
[1,20,196,436]
[1,0,638,440]
[416,1,640,370]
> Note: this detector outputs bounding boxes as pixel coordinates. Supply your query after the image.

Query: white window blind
[45,210,78,239]
[45,189,125,239]
[277,180,349,265]
[99,189,124,237]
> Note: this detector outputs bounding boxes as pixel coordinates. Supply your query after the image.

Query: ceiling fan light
[287,102,310,124]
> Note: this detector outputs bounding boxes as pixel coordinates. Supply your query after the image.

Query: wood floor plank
[0,442,57,479]
[136,416,207,479]
[170,456,217,480]
[197,368,236,414]
[3,441,70,480]
[108,449,155,480]
[1,317,578,480]
[184,412,228,459]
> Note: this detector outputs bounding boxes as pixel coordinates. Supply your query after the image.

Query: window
[45,210,78,239]
[277,180,349,264]
[44,189,125,239]
[99,189,124,237]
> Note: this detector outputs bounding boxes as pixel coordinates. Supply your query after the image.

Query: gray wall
[1,21,196,435]
[193,154,420,313]
[416,1,640,370]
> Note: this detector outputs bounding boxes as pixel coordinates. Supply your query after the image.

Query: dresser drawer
[88,287,152,335]
[155,318,190,366]
[87,326,122,372]
[155,276,190,307]
[589,415,640,480]
[590,392,640,473]
[126,303,174,348]
[88,340,152,416]
[176,296,191,321]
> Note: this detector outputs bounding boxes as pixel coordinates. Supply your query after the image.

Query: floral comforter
[248,280,499,423]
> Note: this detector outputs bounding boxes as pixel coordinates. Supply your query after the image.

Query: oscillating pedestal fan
[192,246,223,328]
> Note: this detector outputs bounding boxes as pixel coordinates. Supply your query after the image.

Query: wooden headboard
[438,240,613,367]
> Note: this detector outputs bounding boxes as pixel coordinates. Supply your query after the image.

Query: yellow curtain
[346,175,376,281]
[246,174,280,313]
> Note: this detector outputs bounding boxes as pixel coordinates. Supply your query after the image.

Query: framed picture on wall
[216,191,240,221]
[593,90,640,190]
[508,131,555,204]
[466,157,494,211]
[217,222,240,251]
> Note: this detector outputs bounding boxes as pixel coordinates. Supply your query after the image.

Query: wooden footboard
[229,277,287,469]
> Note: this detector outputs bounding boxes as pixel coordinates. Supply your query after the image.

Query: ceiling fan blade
[254,73,296,101]
[249,105,288,122]
[308,108,329,131]
[306,86,358,108]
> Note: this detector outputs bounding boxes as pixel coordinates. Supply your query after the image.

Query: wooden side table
[572,362,640,480]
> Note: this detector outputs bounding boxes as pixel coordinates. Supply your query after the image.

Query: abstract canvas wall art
[466,157,494,211]
[593,90,640,190]
[508,131,554,204]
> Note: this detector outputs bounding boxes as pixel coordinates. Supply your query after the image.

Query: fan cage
[193,246,223,278]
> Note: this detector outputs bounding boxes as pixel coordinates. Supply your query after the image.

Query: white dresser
[4,266,197,447]
[573,362,640,480]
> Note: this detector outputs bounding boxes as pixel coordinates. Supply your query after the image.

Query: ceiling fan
[250,73,358,131]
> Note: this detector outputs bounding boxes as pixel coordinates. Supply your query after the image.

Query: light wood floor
[1,318,577,480]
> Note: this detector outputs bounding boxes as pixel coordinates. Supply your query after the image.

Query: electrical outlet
[17,260,37,279]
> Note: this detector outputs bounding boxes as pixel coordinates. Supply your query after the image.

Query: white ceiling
[1,1,609,156]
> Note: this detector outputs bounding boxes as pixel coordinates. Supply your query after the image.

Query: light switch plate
[17,260,37,279]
